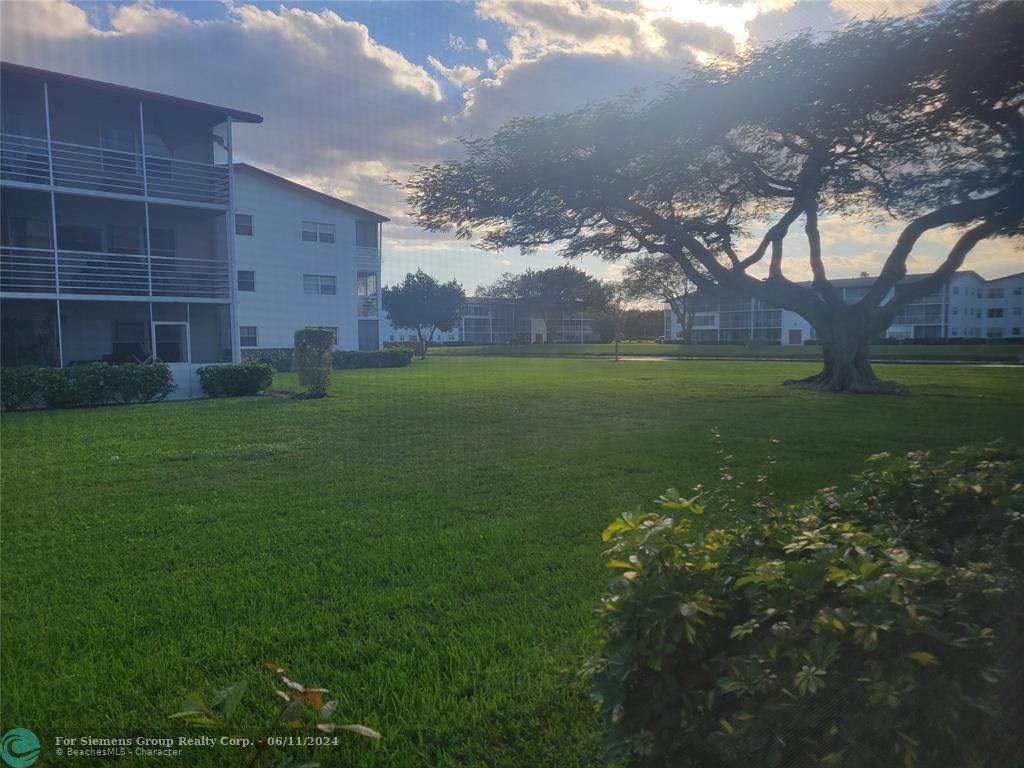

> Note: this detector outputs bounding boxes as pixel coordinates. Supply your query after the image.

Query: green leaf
[212,681,247,723]
[908,651,938,667]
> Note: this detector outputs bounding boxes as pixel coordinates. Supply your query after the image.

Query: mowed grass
[431,340,1024,362]
[2,358,1022,767]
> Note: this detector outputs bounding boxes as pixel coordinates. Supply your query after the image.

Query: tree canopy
[405,1,1024,391]
[621,255,698,341]
[478,265,611,335]
[382,270,466,357]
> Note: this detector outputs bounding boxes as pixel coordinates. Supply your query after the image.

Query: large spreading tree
[405,1,1024,392]
[383,270,466,358]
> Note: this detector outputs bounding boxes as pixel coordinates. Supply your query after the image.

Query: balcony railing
[357,297,379,318]
[1,246,229,299]
[1,133,230,206]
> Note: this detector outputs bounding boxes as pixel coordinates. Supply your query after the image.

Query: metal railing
[357,297,379,317]
[0,246,229,299]
[1,133,230,206]
[0,247,57,293]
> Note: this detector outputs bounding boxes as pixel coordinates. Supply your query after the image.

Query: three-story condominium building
[1,62,262,397]
[231,163,387,355]
[663,271,1024,344]
[1,63,389,398]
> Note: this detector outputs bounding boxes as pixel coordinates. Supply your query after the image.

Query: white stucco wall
[233,167,382,351]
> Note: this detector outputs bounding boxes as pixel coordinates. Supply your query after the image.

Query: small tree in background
[382,270,466,358]
[621,255,699,342]
[294,328,334,398]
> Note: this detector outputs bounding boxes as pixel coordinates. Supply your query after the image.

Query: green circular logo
[0,729,40,768]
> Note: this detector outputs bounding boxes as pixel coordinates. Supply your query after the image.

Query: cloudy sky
[2,0,1019,290]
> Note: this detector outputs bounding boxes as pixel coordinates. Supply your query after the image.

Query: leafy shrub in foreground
[332,348,414,369]
[1,363,175,410]
[820,442,1024,573]
[295,328,334,397]
[196,362,273,398]
[591,484,1011,767]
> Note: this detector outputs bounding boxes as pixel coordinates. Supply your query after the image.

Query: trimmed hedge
[196,362,274,398]
[1,363,175,411]
[591,445,1023,768]
[333,348,414,369]
[241,348,294,372]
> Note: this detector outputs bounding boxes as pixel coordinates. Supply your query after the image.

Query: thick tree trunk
[783,311,907,394]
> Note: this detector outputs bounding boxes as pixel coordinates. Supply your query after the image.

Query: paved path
[612,356,1022,366]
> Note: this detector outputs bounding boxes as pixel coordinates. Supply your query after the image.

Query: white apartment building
[232,164,387,354]
[664,271,1024,344]
[1,63,387,398]
[383,296,600,345]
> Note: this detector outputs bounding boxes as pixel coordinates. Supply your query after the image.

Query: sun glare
[642,0,795,47]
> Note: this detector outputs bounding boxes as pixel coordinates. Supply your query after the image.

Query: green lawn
[2,358,1022,767]
[431,340,1024,362]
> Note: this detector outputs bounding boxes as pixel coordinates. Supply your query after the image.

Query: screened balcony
[1,189,229,299]
[0,67,235,207]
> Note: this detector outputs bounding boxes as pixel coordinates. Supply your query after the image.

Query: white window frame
[303,274,337,295]
[302,221,335,244]
[237,270,255,292]
[235,213,254,236]
[239,326,258,347]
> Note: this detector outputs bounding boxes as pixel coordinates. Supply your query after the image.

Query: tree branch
[861,183,1024,309]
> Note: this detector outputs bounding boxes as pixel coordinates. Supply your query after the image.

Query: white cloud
[428,56,483,88]
[2,0,1016,287]
[830,0,932,20]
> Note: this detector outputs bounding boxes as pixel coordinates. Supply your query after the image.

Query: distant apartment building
[664,271,1024,344]
[1,63,387,398]
[384,296,601,344]
[232,164,387,354]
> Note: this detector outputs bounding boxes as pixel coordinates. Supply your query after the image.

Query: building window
[237,270,255,292]
[952,308,958,315]
[987,288,1004,299]
[357,271,377,297]
[987,328,1003,338]
[987,307,1004,318]
[1013,328,1021,336]
[1014,286,1022,295]
[952,287,959,295]
[303,274,337,295]
[356,221,378,248]
[240,326,258,347]
[302,221,335,243]
[235,213,254,236]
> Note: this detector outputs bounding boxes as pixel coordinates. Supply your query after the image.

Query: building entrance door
[788,329,803,345]
[153,321,193,398]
